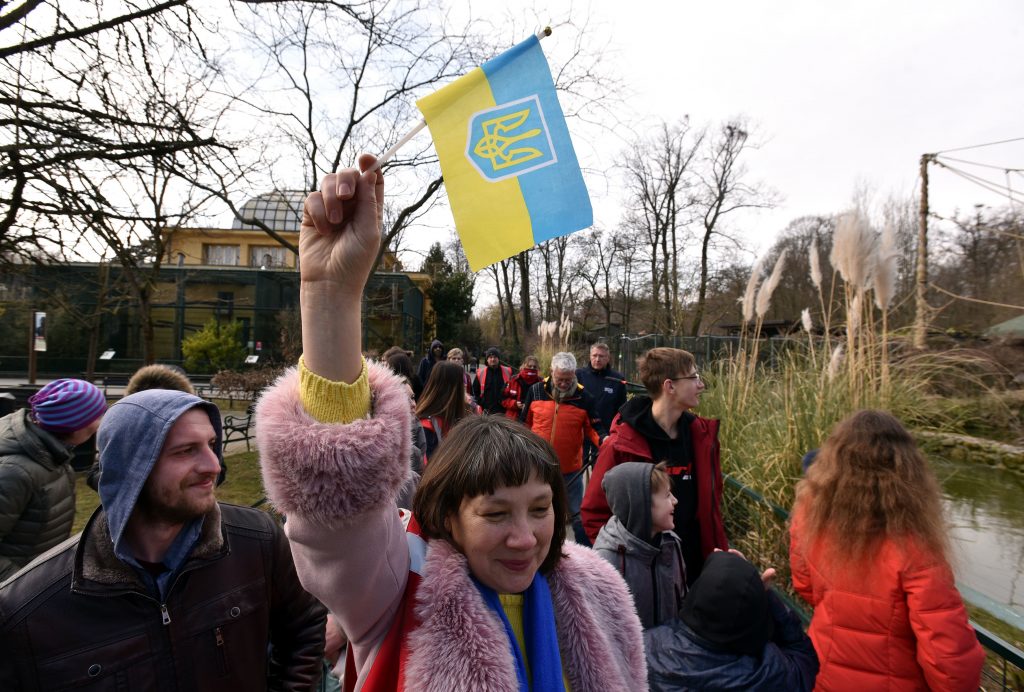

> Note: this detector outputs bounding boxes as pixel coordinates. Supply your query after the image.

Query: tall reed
[700,212,1007,509]
[874,221,899,403]
[830,210,877,405]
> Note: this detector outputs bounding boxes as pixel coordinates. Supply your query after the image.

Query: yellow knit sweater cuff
[298,355,370,423]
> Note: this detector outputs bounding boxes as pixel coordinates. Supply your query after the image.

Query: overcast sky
[441,0,1024,259]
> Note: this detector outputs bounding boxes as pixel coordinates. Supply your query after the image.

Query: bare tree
[483,256,520,349]
[230,0,489,276]
[516,249,533,338]
[498,258,520,350]
[576,228,622,339]
[623,120,702,334]
[689,119,776,335]
[0,1,226,263]
[931,206,1024,331]
[532,235,578,323]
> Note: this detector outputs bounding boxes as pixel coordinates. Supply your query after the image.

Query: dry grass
[700,209,1012,506]
[702,338,1009,506]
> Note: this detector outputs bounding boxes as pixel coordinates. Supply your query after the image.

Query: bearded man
[0,389,325,690]
[520,351,601,546]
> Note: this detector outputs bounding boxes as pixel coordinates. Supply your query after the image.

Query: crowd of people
[0,158,988,690]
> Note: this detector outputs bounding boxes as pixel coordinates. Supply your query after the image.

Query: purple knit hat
[29,379,107,434]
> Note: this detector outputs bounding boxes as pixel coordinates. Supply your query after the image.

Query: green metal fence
[613,333,796,383]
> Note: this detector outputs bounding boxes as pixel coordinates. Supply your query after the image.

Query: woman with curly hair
[789,409,984,691]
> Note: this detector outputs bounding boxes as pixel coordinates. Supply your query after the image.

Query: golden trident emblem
[472,108,544,171]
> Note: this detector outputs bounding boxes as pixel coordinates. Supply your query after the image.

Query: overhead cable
[935,155,1024,173]
[933,136,1024,155]
[932,160,1024,204]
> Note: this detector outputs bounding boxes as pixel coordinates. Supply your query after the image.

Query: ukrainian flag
[417,34,592,272]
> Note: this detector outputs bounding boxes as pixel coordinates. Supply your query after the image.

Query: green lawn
[71,451,268,534]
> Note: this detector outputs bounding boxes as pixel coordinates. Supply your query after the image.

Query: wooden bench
[223,413,253,451]
[100,374,131,395]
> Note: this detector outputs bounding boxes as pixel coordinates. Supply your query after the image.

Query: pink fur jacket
[256,362,647,691]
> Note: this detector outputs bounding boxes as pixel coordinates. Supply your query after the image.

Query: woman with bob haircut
[416,360,476,461]
[414,414,567,576]
[789,409,984,691]
[255,158,646,691]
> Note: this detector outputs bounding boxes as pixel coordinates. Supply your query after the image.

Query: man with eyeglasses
[581,347,728,584]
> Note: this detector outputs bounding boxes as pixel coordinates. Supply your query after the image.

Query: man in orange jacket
[521,351,601,546]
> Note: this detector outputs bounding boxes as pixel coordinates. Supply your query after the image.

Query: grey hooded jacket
[0,409,76,580]
[593,461,687,629]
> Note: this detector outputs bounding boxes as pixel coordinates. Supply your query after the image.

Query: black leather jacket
[0,502,326,691]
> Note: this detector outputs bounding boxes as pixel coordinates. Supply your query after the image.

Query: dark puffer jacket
[644,590,818,691]
[0,409,76,580]
[575,364,626,437]
[0,503,326,691]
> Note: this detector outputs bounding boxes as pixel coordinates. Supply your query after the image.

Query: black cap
[485,346,501,358]
[679,551,773,657]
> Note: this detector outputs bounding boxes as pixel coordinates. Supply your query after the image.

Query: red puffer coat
[789,510,984,691]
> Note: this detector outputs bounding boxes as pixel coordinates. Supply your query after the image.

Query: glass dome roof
[231,190,306,233]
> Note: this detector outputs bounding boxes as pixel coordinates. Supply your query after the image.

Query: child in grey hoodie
[593,461,687,629]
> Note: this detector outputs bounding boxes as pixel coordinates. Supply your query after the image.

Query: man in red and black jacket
[581,347,728,583]
[472,346,512,415]
[520,351,601,546]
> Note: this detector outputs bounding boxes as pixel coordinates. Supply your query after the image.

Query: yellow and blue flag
[417,35,592,272]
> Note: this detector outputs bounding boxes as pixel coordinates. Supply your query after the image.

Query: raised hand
[299,155,384,382]
[300,154,384,293]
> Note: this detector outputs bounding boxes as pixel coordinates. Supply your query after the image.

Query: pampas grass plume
[809,237,823,290]
[874,221,899,311]
[538,320,558,344]
[801,308,813,333]
[830,211,877,290]
[755,250,788,319]
[741,255,767,323]
[827,344,845,381]
[559,318,573,343]
[848,292,862,339]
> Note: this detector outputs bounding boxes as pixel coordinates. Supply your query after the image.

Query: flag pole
[367,26,553,172]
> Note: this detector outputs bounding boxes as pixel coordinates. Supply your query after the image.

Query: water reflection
[934,458,1024,619]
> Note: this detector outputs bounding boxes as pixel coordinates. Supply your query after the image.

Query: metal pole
[27,306,36,384]
[913,153,933,349]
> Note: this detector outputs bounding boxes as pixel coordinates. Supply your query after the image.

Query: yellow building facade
[158,190,432,359]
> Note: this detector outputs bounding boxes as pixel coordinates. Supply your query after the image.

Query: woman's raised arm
[256,158,414,676]
[299,154,384,383]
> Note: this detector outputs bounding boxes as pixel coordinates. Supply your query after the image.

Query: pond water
[936,458,1024,627]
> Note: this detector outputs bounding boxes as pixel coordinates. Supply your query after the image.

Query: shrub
[182,319,247,374]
